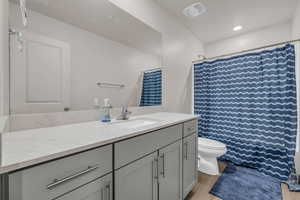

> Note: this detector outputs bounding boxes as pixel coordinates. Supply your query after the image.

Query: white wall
[9,3,161,112]
[292,0,300,175]
[292,1,300,40]
[0,0,8,117]
[0,0,8,164]
[109,0,204,113]
[205,22,292,58]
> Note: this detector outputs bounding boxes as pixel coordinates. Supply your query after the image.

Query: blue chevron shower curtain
[140,69,162,106]
[194,44,297,181]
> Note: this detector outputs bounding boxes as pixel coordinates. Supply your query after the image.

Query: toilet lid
[198,138,226,150]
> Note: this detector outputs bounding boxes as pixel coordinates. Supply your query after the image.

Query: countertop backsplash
[8,106,165,132]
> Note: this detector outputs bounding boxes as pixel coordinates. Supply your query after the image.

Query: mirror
[8,0,163,115]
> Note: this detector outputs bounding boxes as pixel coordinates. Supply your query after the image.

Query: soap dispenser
[101,98,112,122]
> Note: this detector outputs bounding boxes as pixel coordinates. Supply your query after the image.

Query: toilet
[198,137,227,175]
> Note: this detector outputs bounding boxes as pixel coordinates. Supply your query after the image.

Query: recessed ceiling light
[183,2,206,18]
[233,25,243,31]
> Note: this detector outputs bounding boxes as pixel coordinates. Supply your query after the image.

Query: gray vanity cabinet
[114,152,158,200]
[114,125,187,200]
[158,141,182,200]
[56,173,112,200]
[115,141,183,200]
[5,119,198,200]
[182,132,198,199]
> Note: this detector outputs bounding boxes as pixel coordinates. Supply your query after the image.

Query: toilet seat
[198,138,226,150]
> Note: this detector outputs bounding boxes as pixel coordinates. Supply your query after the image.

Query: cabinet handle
[47,165,99,190]
[159,154,165,178]
[101,187,104,200]
[153,158,158,181]
[105,182,111,200]
[184,142,188,160]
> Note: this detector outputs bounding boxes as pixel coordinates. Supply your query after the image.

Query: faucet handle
[117,105,132,120]
[123,106,132,114]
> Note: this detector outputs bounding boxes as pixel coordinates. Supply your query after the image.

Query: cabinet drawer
[183,120,198,137]
[115,124,182,169]
[56,173,112,200]
[9,145,113,200]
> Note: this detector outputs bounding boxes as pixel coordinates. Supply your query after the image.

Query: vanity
[0,112,198,200]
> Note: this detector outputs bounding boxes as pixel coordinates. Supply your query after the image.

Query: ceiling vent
[183,2,206,18]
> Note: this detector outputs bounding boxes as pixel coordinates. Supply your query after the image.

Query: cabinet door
[115,152,158,200]
[10,31,71,114]
[183,133,198,198]
[56,173,112,200]
[158,141,182,200]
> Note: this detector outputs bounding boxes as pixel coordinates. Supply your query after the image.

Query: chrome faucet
[117,106,132,120]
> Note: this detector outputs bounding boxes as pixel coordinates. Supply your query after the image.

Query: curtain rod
[192,38,300,64]
[142,67,162,73]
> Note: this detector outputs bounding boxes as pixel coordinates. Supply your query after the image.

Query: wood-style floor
[186,162,300,200]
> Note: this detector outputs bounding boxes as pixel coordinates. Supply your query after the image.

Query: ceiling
[156,0,299,43]
[10,0,162,56]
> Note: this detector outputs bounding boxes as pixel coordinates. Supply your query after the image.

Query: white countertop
[0,112,198,174]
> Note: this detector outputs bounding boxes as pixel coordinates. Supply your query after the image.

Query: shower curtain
[194,44,297,181]
[140,69,162,106]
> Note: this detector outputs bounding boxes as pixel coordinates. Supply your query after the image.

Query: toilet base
[198,156,220,175]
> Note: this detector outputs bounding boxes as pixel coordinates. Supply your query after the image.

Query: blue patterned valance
[140,69,162,106]
[194,44,297,181]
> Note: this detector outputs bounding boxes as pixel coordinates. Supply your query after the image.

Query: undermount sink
[109,118,159,129]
